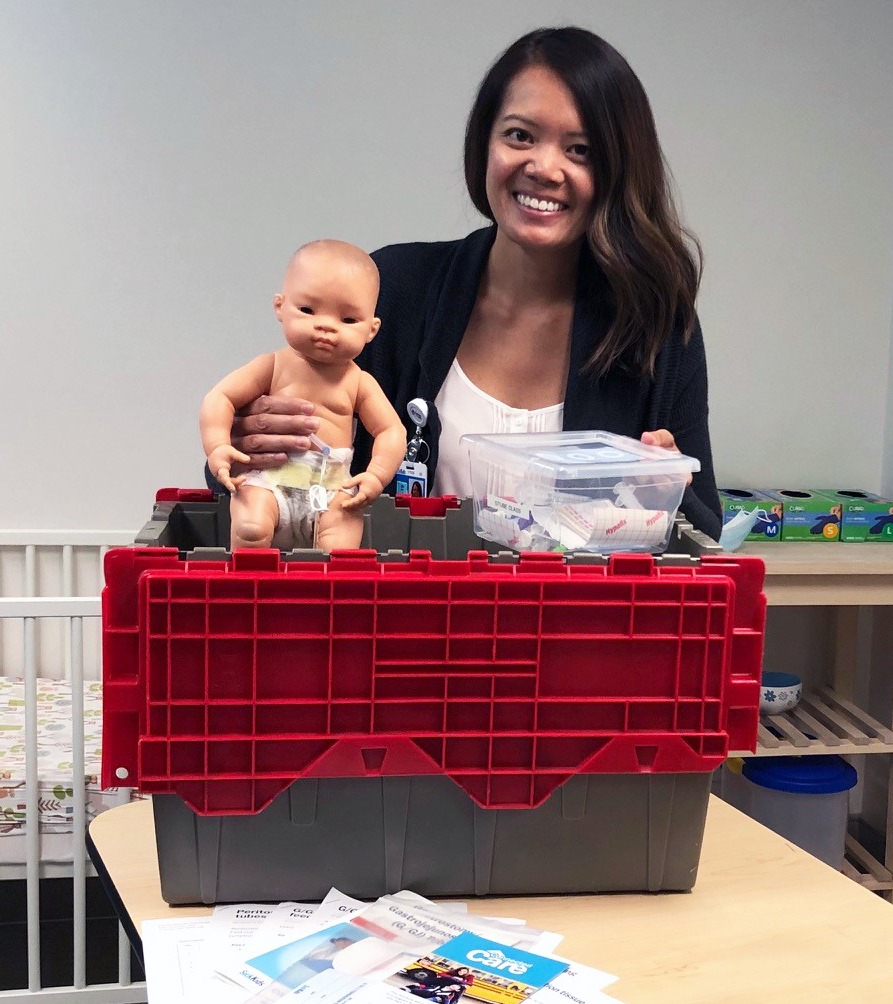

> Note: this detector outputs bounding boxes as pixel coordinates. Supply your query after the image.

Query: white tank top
[432,358,564,497]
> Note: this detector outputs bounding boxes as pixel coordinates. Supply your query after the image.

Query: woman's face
[485,65,595,255]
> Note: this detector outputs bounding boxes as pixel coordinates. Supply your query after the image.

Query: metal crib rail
[0,533,145,1002]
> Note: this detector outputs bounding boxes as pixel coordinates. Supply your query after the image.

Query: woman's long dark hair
[464,27,702,379]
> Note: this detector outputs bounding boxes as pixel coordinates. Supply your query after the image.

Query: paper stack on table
[141,888,623,1004]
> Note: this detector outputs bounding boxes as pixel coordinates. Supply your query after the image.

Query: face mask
[719,508,764,551]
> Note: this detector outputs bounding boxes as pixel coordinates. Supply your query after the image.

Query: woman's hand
[230,395,319,471]
[640,428,678,452]
[641,429,692,483]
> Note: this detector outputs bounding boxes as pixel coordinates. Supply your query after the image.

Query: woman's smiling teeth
[514,192,566,213]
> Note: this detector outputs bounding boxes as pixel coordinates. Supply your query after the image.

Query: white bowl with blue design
[760,671,802,714]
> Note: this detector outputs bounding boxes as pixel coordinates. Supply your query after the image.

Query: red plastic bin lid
[102,548,764,814]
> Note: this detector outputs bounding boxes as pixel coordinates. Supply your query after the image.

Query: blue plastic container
[723,755,857,869]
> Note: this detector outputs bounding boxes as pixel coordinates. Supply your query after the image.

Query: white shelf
[732,688,893,758]
[843,834,893,893]
[728,545,893,897]
[739,542,893,605]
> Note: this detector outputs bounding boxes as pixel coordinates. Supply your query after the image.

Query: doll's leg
[314,496,365,552]
[229,485,280,549]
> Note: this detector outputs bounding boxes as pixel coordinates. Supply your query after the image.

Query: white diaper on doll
[242,446,353,550]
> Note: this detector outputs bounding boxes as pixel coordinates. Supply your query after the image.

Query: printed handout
[141,888,621,1004]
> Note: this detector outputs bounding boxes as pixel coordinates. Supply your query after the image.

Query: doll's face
[274,247,380,364]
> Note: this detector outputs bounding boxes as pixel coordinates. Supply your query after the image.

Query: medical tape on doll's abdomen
[265,449,351,491]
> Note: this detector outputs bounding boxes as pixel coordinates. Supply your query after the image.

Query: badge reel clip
[397,398,430,497]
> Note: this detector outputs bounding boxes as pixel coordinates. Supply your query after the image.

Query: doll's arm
[201,354,276,492]
[340,372,407,510]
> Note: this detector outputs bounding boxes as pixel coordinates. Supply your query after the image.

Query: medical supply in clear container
[460,430,700,554]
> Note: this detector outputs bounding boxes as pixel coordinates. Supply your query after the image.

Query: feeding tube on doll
[309,433,332,457]
[310,432,358,500]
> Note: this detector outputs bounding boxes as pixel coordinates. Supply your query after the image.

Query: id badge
[396,460,428,497]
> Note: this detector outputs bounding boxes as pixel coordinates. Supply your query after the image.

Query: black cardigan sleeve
[663,323,722,541]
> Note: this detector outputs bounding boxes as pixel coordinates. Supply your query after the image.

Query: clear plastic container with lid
[460,430,701,554]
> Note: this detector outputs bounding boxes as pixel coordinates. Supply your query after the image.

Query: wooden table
[88,795,893,1003]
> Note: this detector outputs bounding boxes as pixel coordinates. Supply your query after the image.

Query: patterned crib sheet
[0,677,134,836]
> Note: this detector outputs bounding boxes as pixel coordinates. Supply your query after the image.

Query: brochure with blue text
[386,931,569,1004]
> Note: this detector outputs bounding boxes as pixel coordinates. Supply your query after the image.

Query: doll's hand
[339,472,384,510]
[208,445,251,494]
[640,429,692,484]
[231,395,319,472]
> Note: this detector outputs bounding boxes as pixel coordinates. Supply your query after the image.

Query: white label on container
[491,496,525,517]
[534,445,640,465]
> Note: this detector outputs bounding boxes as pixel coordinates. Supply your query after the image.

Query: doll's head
[274,240,381,365]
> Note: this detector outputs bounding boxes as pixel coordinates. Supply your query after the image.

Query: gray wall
[2,1,892,530]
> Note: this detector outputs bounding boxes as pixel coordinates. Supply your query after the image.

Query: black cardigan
[355,226,722,540]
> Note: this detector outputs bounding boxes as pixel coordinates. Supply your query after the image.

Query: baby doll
[201,240,406,552]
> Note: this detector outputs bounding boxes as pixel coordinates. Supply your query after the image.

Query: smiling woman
[483,65,596,256]
[220,26,722,541]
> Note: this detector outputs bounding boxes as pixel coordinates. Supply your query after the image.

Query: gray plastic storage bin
[101,491,763,905]
[152,773,711,905]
